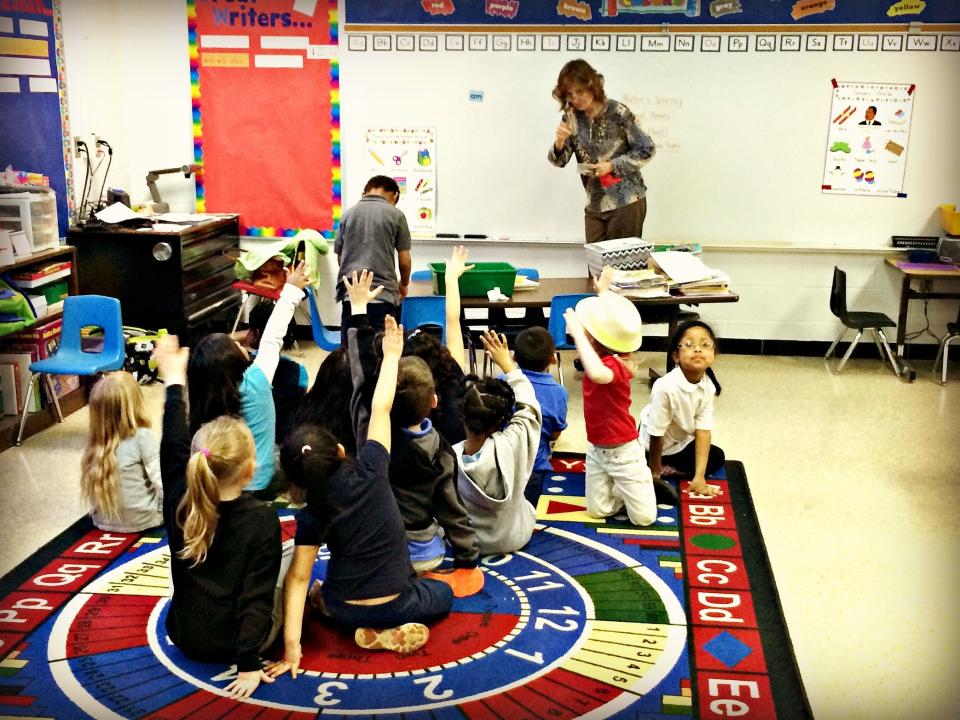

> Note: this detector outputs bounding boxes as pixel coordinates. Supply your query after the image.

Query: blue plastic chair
[15,295,125,445]
[305,286,340,351]
[547,293,593,385]
[400,295,446,345]
[411,269,433,282]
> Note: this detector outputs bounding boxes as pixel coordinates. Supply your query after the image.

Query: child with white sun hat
[563,267,676,526]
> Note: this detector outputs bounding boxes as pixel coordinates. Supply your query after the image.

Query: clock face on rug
[45,514,688,718]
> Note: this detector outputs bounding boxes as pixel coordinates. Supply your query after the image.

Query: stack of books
[675,271,731,295]
[610,268,670,298]
[9,261,71,288]
[644,251,731,296]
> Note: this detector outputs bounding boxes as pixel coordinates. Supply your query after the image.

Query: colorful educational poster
[821,81,914,198]
[0,0,73,236]
[363,126,436,236]
[343,0,958,26]
[189,0,339,235]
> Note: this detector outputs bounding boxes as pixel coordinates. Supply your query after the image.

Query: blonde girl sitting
[81,371,163,533]
[154,335,291,700]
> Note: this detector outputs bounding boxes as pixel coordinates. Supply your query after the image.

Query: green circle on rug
[690,533,738,550]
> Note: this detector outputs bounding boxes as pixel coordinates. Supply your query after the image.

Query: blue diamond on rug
[704,630,753,668]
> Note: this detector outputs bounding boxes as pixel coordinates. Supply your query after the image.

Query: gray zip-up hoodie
[454,369,542,555]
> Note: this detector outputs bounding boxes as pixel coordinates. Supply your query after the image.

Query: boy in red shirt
[564,268,678,526]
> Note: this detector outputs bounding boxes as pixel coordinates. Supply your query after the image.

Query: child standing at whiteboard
[639,320,725,498]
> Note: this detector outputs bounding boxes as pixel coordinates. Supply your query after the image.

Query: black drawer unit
[68,216,240,345]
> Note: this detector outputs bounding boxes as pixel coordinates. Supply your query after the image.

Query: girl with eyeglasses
[638,320,725,498]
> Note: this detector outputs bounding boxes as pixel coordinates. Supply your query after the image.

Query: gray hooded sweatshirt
[454,369,542,554]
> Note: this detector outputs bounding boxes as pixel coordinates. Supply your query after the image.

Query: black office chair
[824,266,902,376]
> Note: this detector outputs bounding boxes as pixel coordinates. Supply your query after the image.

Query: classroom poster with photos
[363,127,437,236]
[822,81,914,197]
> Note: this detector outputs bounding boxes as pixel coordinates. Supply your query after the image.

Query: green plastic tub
[428,262,517,297]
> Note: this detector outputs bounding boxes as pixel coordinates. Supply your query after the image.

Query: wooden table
[884,257,960,357]
[407,277,739,371]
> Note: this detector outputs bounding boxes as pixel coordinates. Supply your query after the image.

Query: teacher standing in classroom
[548,59,656,243]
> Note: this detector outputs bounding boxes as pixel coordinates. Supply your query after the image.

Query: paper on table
[10,230,30,257]
[95,202,143,224]
[648,251,713,284]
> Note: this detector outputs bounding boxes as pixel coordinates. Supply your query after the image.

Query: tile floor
[1,345,958,720]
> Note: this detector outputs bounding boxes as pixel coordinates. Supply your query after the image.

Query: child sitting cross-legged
[153,335,291,700]
[265,314,454,681]
[81,370,163,533]
[563,267,678,527]
[344,269,483,597]
[512,326,568,505]
[440,246,542,555]
[453,330,543,555]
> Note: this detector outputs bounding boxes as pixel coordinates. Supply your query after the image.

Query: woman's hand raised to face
[555,121,572,150]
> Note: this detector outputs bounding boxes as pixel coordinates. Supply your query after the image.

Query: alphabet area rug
[0,458,809,719]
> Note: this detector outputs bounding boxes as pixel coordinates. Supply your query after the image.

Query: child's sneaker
[653,476,680,506]
[355,623,429,654]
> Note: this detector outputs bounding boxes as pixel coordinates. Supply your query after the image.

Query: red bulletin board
[189,0,337,233]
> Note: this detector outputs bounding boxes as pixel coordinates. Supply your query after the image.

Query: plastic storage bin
[428,262,517,297]
[940,204,960,236]
[0,191,59,252]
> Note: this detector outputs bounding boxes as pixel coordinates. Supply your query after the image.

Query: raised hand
[285,260,309,289]
[481,330,515,373]
[382,314,404,359]
[594,265,615,294]
[445,245,474,279]
[555,121,573,150]
[152,334,189,385]
[343,269,384,310]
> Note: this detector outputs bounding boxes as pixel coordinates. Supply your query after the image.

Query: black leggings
[662,440,725,477]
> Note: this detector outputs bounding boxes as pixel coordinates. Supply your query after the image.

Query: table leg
[665,309,680,372]
[896,275,911,357]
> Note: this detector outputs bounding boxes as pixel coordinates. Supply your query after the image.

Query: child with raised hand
[346,268,482,595]
[153,334,287,700]
[398,244,473,446]
[266,315,453,681]
[187,261,309,499]
[454,330,542,554]
[639,320,725,498]
[81,371,162,533]
[563,266,674,527]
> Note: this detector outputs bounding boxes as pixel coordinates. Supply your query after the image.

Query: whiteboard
[339,38,960,246]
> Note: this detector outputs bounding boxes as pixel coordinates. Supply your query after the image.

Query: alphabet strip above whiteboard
[346,32,959,53]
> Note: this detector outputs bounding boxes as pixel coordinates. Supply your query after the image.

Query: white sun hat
[575,293,643,353]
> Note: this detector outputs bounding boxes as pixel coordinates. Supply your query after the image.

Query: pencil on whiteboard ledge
[368,149,383,165]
